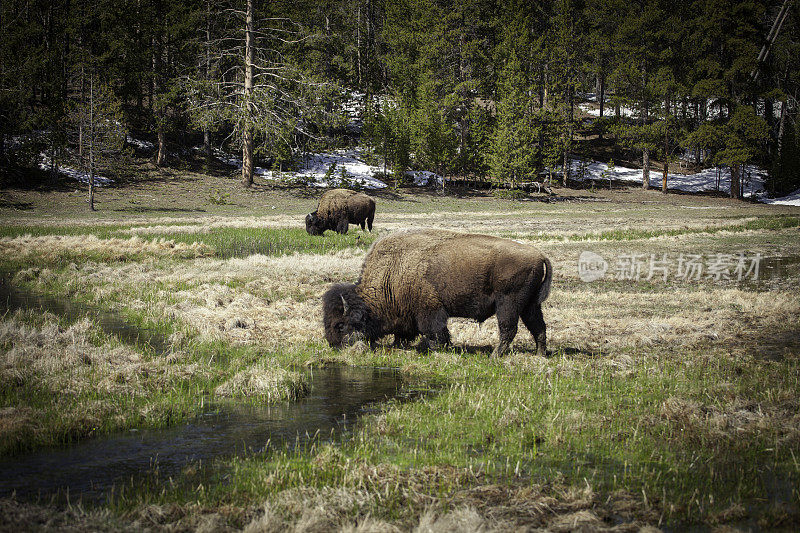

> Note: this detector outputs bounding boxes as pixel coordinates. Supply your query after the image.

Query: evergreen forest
[1,0,798,198]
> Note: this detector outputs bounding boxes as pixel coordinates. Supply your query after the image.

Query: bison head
[322,283,380,347]
[305,211,325,235]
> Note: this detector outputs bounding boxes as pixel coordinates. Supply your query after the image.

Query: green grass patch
[118,345,799,527]
[0,225,378,265]
[557,215,800,242]
[0,294,312,456]
[135,226,378,259]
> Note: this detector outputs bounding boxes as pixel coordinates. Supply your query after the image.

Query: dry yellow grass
[121,215,306,235]
[215,366,309,401]
[373,212,763,239]
[0,234,213,260]
[0,310,207,450]
[0,473,655,532]
[9,228,798,359]
[0,311,201,395]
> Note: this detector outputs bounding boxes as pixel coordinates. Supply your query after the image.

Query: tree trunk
[89,77,95,211]
[730,164,740,199]
[458,31,468,172]
[598,71,605,141]
[642,99,649,190]
[79,64,85,169]
[563,109,572,187]
[157,128,166,166]
[204,129,212,165]
[563,80,574,187]
[242,0,254,187]
[203,0,212,168]
[662,94,670,193]
[542,63,548,109]
[773,100,787,194]
[152,6,166,167]
[598,72,605,118]
[356,4,361,88]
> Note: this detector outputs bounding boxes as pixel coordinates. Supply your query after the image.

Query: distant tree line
[1,0,798,198]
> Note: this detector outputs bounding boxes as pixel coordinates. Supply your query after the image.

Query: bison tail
[537,257,553,305]
[367,201,375,231]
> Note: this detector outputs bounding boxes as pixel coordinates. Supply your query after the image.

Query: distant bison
[323,229,552,357]
[305,189,376,235]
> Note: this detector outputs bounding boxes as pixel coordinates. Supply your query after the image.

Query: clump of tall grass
[215,366,309,402]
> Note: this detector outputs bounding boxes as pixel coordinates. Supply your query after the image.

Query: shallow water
[0,366,408,504]
[0,280,421,504]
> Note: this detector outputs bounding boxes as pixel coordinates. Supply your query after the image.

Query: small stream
[0,280,423,504]
[0,366,409,504]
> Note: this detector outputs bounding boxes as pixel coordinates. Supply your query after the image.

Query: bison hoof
[491,346,510,358]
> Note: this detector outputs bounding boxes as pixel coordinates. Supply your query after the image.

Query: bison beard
[322,229,552,357]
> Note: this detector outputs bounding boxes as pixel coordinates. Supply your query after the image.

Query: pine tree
[382,0,494,176]
[717,105,769,199]
[184,0,340,187]
[489,53,538,186]
[548,0,584,185]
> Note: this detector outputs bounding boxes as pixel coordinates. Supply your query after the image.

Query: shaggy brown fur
[305,189,376,235]
[323,229,552,356]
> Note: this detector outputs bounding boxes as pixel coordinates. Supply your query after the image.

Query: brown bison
[305,189,376,235]
[323,229,552,357]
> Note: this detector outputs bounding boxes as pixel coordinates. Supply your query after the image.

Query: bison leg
[416,309,450,351]
[521,303,547,357]
[336,217,349,234]
[493,296,519,357]
[367,211,374,231]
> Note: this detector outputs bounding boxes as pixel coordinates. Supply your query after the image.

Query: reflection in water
[0,366,408,503]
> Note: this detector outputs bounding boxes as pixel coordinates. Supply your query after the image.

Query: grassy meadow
[1,172,799,531]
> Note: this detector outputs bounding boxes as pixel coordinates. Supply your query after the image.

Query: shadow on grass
[0,197,34,210]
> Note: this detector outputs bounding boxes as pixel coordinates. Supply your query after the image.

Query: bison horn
[341,295,349,314]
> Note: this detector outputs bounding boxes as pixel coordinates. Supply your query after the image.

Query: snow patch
[38,155,113,187]
[126,136,154,150]
[578,102,637,118]
[405,170,442,186]
[291,150,387,189]
[201,147,389,189]
[568,158,771,198]
[760,188,800,206]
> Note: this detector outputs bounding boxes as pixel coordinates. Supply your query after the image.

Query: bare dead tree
[68,72,127,211]
[184,0,340,187]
